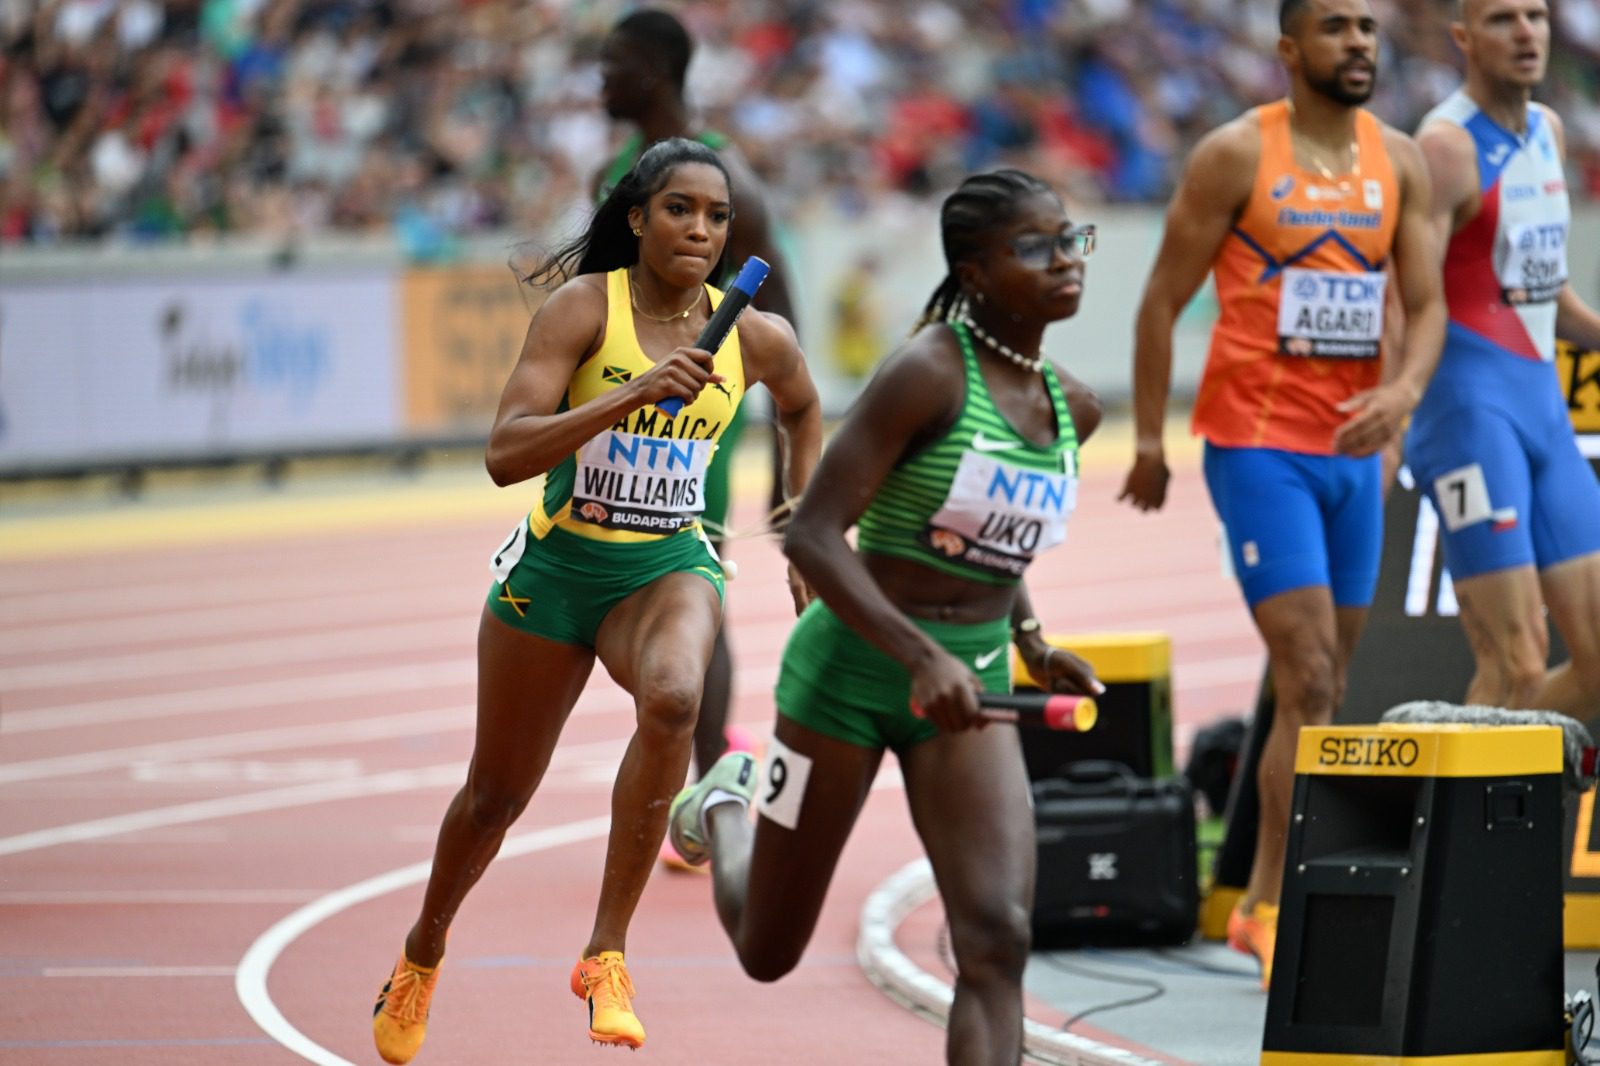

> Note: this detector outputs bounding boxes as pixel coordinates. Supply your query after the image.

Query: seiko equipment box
[1261,724,1565,1066]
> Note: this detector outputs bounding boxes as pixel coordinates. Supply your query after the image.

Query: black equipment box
[1031,761,1198,948]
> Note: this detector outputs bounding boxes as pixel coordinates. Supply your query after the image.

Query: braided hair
[910,169,1058,335]
[524,137,732,287]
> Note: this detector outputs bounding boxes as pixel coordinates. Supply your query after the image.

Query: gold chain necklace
[629,269,703,322]
[1286,99,1361,184]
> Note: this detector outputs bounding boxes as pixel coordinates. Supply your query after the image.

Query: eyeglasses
[1009,225,1097,269]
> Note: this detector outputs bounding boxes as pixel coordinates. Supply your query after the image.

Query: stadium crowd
[2,0,1598,246]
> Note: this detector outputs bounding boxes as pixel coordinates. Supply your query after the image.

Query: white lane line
[4,565,1243,693]
[0,890,325,904]
[0,737,625,858]
[0,707,477,786]
[856,859,1171,1066]
[0,655,1258,791]
[0,618,468,691]
[0,664,793,786]
[1,661,472,734]
[236,816,613,1066]
[2,582,467,657]
[0,560,460,628]
[45,966,239,978]
[0,764,463,858]
[0,547,464,624]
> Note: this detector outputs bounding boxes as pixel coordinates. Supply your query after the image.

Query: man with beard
[1119,0,1445,989]
[1406,0,1600,718]
[591,9,802,869]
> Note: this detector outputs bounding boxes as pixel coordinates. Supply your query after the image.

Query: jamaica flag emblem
[601,365,633,384]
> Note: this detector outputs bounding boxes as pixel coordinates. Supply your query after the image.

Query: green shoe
[667,751,757,866]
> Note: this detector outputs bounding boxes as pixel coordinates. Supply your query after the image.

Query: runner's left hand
[1020,639,1104,696]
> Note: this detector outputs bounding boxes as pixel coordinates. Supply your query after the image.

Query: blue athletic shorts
[1406,395,1600,581]
[1202,443,1382,609]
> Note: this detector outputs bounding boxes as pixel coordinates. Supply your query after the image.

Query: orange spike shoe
[570,951,645,1049]
[372,952,441,1064]
[1226,901,1279,991]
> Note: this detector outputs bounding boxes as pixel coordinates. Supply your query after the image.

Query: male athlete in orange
[1119,0,1446,989]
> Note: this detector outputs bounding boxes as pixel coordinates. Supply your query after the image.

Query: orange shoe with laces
[569,951,645,1048]
[372,952,440,1064]
[1226,901,1279,991]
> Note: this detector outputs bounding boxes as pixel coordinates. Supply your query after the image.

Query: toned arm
[737,311,822,507]
[782,332,966,673]
[1332,131,1445,457]
[485,277,722,486]
[1539,107,1600,351]
[1121,119,1258,511]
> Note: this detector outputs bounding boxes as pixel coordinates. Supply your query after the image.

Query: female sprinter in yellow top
[371,137,820,1062]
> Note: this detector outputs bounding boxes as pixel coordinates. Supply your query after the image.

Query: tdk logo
[1318,735,1420,768]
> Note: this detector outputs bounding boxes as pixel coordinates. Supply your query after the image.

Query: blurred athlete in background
[1405,0,1600,717]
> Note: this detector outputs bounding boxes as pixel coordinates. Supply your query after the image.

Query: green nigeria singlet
[855,321,1079,584]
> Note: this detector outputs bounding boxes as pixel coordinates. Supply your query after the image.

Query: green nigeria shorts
[774,599,1012,755]
[486,521,725,647]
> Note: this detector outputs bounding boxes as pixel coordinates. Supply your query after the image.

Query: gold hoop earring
[632,228,643,236]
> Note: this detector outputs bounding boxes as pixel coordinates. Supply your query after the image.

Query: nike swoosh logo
[974,645,1006,670]
[971,432,1019,453]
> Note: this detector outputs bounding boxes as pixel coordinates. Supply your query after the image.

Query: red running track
[0,451,1260,1064]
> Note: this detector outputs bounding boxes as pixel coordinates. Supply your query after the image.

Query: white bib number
[1433,463,1493,532]
[923,450,1075,578]
[489,519,528,582]
[1277,267,1386,359]
[757,735,811,831]
[571,430,712,533]
[1500,222,1567,305]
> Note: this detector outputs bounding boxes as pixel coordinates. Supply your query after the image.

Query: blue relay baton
[657,256,770,416]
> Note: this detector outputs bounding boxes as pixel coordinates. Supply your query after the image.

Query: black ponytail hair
[911,169,1057,334]
[524,137,732,287]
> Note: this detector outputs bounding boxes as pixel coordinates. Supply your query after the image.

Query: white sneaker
[666,751,757,866]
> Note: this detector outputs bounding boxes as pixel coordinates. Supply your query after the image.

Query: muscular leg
[587,572,722,955]
[693,556,733,777]
[705,714,881,981]
[403,606,596,967]
[1453,565,1550,708]
[1245,585,1351,910]
[1332,605,1366,711]
[902,726,1034,1066]
[1537,552,1600,717]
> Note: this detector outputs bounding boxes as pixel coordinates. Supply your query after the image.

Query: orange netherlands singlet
[1191,100,1400,455]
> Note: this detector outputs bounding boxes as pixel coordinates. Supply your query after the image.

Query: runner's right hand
[635,346,723,408]
[1119,449,1171,512]
[909,647,984,733]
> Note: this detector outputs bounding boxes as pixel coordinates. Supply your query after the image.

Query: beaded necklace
[957,313,1044,373]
